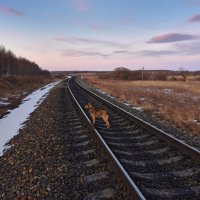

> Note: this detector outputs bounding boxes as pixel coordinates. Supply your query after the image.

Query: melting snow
[132,107,143,111]
[1,98,8,101]
[0,81,60,156]
[123,102,130,106]
[96,89,107,94]
[193,120,200,125]
[96,89,115,98]
[0,97,9,106]
[192,96,199,101]
[164,89,173,94]
[0,101,9,106]
[96,88,143,112]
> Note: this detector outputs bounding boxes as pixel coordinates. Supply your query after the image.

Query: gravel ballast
[0,81,133,199]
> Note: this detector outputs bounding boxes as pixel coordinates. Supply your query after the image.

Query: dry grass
[84,75,200,136]
[0,76,52,118]
[0,77,52,97]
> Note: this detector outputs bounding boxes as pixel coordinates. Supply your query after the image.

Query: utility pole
[142,66,144,81]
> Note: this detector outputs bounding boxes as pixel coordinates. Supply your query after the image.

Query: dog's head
[85,103,93,110]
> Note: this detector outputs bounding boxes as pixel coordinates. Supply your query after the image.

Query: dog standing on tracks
[85,103,110,128]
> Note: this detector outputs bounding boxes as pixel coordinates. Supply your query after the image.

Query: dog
[85,103,110,128]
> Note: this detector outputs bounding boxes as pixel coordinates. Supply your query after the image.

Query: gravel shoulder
[77,77,200,151]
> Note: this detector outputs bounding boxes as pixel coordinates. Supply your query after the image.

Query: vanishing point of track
[68,77,200,200]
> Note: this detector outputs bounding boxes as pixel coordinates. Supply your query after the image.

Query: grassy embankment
[0,76,52,118]
[84,75,200,136]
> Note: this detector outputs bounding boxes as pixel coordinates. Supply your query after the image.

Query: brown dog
[85,103,110,128]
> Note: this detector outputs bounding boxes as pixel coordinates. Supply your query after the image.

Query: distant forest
[98,67,200,81]
[0,45,50,78]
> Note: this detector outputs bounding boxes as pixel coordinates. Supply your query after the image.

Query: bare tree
[113,67,130,80]
[179,67,189,81]
[0,45,50,78]
[0,45,6,78]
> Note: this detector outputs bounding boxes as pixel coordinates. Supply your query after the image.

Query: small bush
[154,72,168,80]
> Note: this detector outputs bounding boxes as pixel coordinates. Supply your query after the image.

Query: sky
[0,0,200,71]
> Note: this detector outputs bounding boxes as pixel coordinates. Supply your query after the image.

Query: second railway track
[68,77,200,200]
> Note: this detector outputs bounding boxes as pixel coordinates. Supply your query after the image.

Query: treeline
[0,45,50,78]
[113,67,169,80]
[99,67,200,81]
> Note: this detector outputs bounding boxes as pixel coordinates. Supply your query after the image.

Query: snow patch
[163,89,173,94]
[96,89,115,99]
[192,96,199,101]
[0,101,9,106]
[193,120,200,126]
[0,97,10,106]
[132,106,143,111]
[96,89,107,94]
[1,97,8,101]
[96,88,143,112]
[22,92,27,96]
[0,81,60,156]
[123,102,130,106]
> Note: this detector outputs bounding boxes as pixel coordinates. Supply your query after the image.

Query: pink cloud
[53,36,128,48]
[0,5,25,16]
[71,0,90,11]
[62,49,109,57]
[147,33,198,43]
[188,14,200,22]
[113,50,180,57]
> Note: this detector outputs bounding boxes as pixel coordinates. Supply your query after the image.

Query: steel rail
[67,78,146,200]
[75,78,200,160]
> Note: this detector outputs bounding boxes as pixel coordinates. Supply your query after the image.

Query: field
[84,75,200,136]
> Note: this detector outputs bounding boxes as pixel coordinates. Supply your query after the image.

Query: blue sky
[0,0,200,71]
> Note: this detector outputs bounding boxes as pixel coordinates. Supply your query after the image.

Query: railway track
[63,82,132,200]
[68,77,200,200]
